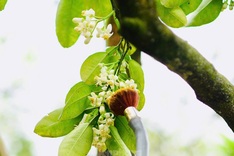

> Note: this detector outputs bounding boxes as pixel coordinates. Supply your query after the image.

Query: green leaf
[128,59,145,110]
[187,0,223,26]
[34,108,83,137]
[137,92,145,111]
[80,52,107,85]
[115,116,136,154]
[65,81,91,104]
[55,0,112,47]
[160,0,188,8]
[56,0,83,47]
[156,0,187,28]
[128,59,144,92]
[60,82,92,120]
[84,0,112,17]
[58,123,93,156]
[0,0,7,11]
[106,126,132,156]
[80,52,119,85]
[180,0,202,15]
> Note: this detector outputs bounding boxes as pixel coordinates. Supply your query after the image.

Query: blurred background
[0,0,234,155]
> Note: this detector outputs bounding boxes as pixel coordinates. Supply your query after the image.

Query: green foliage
[180,0,202,15]
[128,59,145,110]
[160,0,188,8]
[56,0,112,47]
[0,0,7,11]
[84,0,112,17]
[219,136,234,155]
[137,92,145,111]
[56,0,83,47]
[58,123,93,156]
[36,0,227,155]
[156,0,188,28]
[61,82,92,120]
[58,109,98,156]
[34,108,83,137]
[128,59,144,92]
[80,50,119,85]
[156,0,223,27]
[106,126,132,156]
[35,43,143,155]
[115,116,136,153]
[187,0,223,26]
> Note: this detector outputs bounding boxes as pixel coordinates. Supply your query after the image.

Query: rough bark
[112,0,234,132]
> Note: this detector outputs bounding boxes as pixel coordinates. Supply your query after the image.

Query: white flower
[72,18,83,24]
[96,24,113,40]
[73,9,114,44]
[99,105,106,114]
[88,92,98,106]
[92,112,114,150]
[82,8,95,19]
[101,85,108,91]
[72,9,97,44]
[125,79,138,89]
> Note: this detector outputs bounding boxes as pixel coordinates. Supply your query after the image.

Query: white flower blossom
[82,8,95,19]
[90,64,139,152]
[92,112,114,152]
[73,9,114,44]
[96,24,113,40]
[72,9,97,44]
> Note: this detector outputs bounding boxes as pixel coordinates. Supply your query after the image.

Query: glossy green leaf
[80,52,119,85]
[187,0,223,26]
[128,59,144,92]
[58,123,93,156]
[34,108,83,137]
[157,0,187,28]
[137,92,145,111]
[60,82,92,120]
[84,0,112,17]
[56,0,83,47]
[180,0,202,15]
[0,0,7,11]
[106,126,132,156]
[80,52,107,85]
[65,81,91,104]
[115,116,136,154]
[160,0,188,8]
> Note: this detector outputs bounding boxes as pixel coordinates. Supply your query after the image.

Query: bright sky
[1,1,234,156]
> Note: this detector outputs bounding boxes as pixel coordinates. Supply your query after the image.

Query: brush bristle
[107,88,139,116]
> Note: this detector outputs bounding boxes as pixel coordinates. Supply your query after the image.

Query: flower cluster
[89,91,112,107]
[72,9,113,44]
[89,63,137,108]
[222,0,234,10]
[92,111,114,152]
[88,62,138,151]
[94,63,137,91]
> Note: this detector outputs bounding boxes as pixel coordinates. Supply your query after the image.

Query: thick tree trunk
[112,0,234,132]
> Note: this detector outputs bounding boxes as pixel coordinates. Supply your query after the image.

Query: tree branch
[112,0,234,132]
[0,136,8,156]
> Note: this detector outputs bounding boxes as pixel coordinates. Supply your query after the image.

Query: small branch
[113,0,234,132]
[0,136,8,156]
